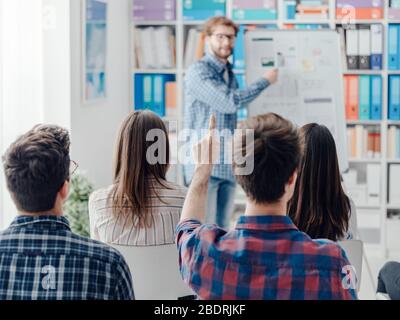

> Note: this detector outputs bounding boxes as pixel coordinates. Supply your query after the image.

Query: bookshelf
[130,0,400,256]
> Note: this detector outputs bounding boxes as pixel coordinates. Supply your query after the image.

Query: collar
[235,215,299,232]
[204,52,231,74]
[9,215,71,231]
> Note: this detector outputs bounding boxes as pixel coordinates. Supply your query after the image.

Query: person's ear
[288,170,298,187]
[59,181,69,201]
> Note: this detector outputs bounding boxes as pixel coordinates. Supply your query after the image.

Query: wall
[69,0,131,189]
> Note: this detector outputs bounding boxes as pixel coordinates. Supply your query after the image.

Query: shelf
[387,204,400,210]
[388,70,400,74]
[335,19,384,24]
[133,69,177,74]
[343,70,383,75]
[282,20,330,25]
[349,158,381,163]
[346,120,382,125]
[233,20,278,25]
[132,21,177,26]
[355,204,383,209]
[183,20,206,25]
[387,159,400,164]
[388,120,400,125]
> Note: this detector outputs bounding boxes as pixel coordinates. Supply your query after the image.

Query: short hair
[233,113,301,203]
[2,124,70,212]
[203,16,239,36]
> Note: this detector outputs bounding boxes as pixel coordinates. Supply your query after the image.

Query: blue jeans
[205,177,236,229]
[377,261,400,300]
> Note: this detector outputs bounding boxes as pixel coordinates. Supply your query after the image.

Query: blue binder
[359,75,371,120]
[233,25,245,70]
[389,75,400,120]
[370,76,382,120]
[388,24,400,70]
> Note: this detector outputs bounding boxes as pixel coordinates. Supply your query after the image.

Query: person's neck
[244,199,287,217]
[20,206,63,217]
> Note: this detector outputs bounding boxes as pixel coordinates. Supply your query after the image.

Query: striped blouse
[88,180,187,246]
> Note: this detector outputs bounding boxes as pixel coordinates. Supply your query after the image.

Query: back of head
[2,125,70,213]
[288,123,350,241]
[111,110,170,226]
[233,113,300,204]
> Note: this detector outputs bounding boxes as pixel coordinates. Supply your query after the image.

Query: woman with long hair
[89,110,186,245]
[288,123,357,241]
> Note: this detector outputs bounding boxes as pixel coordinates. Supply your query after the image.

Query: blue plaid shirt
[176,215,358,300]
[183,53,270,183]
[0,215,134,300]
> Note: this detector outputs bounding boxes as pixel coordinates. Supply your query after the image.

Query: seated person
[377,261,400,300]
[175,113,357,300]
[89,110,186,246]
[288,123,358,241]
[0,124,134,300]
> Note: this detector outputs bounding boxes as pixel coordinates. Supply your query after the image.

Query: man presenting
[183,16,278,229]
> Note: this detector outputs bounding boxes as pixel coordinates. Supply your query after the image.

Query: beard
[210,44,234,60]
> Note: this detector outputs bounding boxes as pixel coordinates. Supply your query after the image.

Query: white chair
[338,240,363,292]
[111,243,195,300]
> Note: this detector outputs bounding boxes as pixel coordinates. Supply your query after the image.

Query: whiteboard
[245,29,348,172]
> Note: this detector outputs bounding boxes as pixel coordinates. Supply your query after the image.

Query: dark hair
[203,16,239,36]
[233,113,301,203]
[110,110,170,227]
[2,124,70,212]
[288,123,350,241]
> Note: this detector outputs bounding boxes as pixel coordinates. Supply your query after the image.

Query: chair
[111,243,195,300]
[338,240,363,292]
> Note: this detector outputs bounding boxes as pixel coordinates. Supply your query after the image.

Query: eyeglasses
[212,33,236,42]
[70,160,79,176]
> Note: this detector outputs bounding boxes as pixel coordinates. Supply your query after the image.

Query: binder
[358,26,371,70]
[345,75,359,120]
[359,75,371,120]
[370,75,382,120]
[153,75,165,117]
[346,28,359,70]
[233,25,245,70]
[388,24,399,70]
[389,164,400,204]
[165,82,177,118]
[370,24,383,70]
[143,75,153,111]
[367,164,381,205]
[389,76,400,120]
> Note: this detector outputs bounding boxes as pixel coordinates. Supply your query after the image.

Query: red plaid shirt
[176,215,358,300]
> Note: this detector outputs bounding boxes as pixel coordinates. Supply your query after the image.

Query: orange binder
[345,75,359,120]
[336,8,383,20]
[165,82,177,118]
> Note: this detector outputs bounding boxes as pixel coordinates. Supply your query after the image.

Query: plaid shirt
[0,215,134,300]
[176,215,358,300]
[183,53,270,183]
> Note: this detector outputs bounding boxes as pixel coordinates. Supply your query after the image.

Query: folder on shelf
[359,75,370,120]
[134,74,153,111]
[367,163,381,205]
[345,75,359,120]
[387,126,396,159]
[370,24,383,70]
[233,25,245,70]
[153,75,165,117]
[358,26,371,70]
[388,24,399,70]
[389,75,400,120]
[165,81,177,118]
[389,164,400,204]
[370,75,382,120]
[346,28,359,70]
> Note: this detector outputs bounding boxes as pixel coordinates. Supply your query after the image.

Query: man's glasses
[212,33,236,43]
[70,160,79,176]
